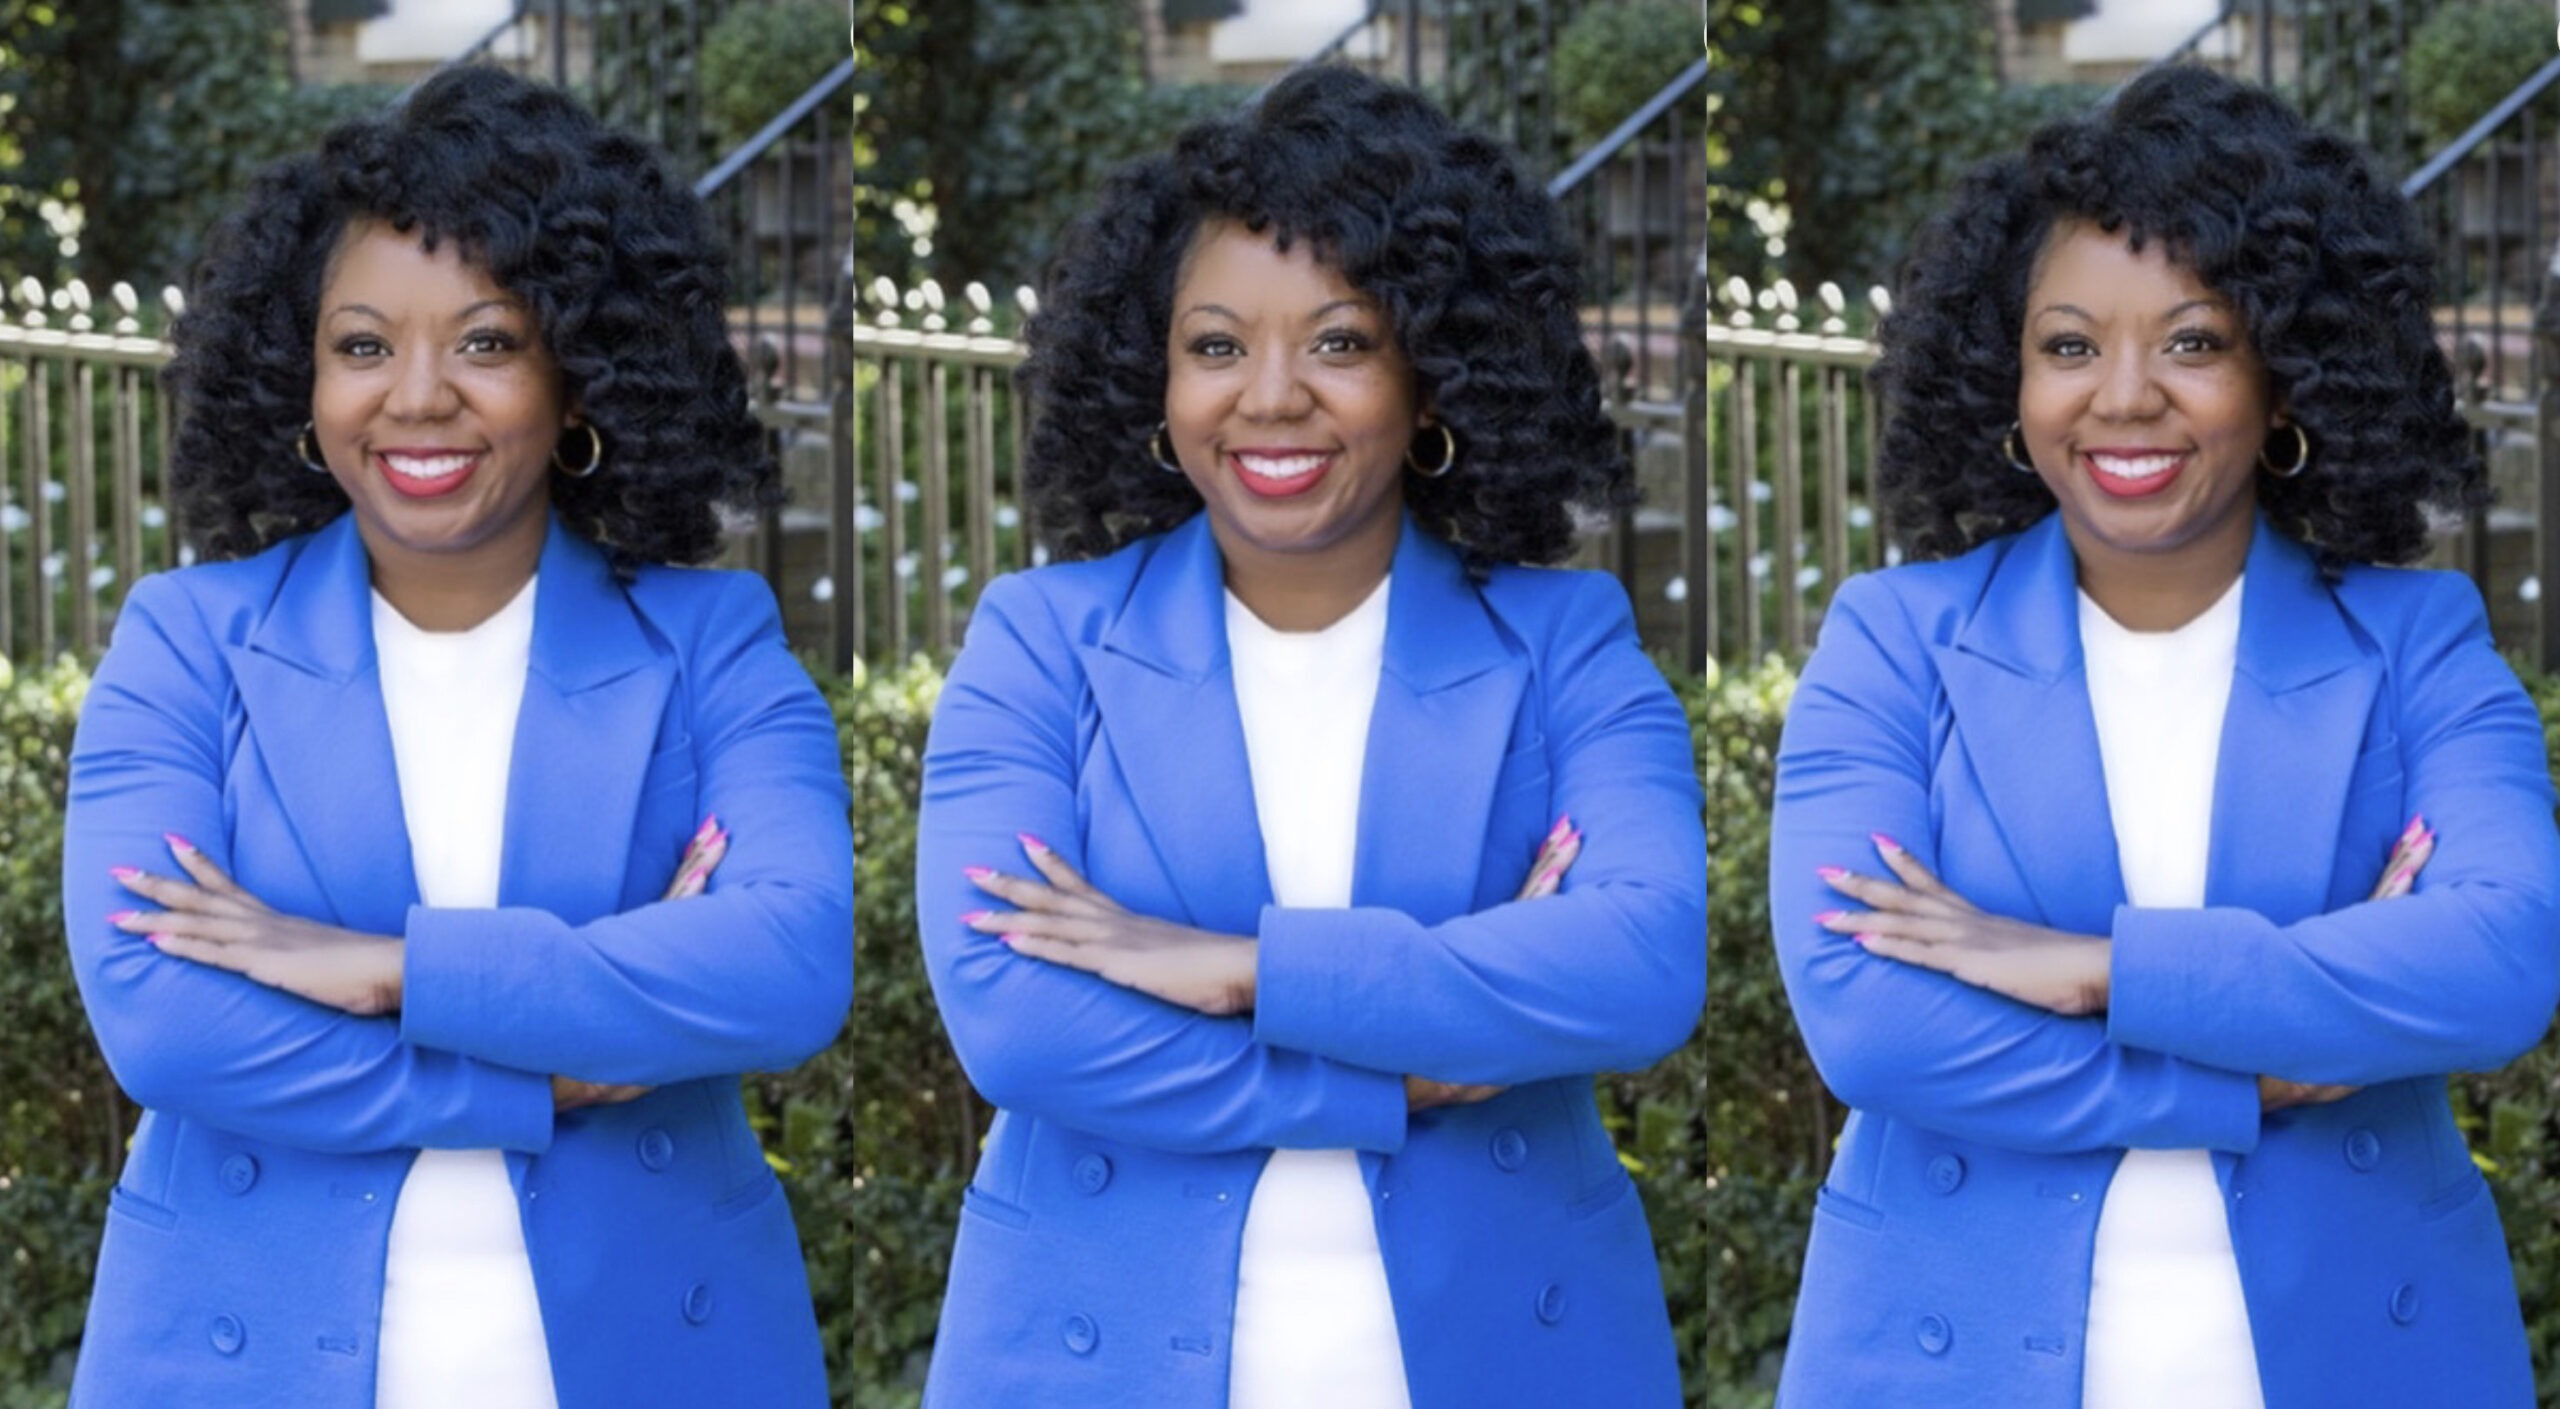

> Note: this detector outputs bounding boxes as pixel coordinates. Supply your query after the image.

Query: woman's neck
[368,541,542,632]
[2073,534,2248,633]
[1220,537,1395,632]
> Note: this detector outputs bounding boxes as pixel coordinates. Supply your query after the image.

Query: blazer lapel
[1077,517,1274,935]
[1352,524,1526,922]
[497,522,675,922]
[1931,516,2127,934]
[2205,523,2379,921]
[224,516,420,933]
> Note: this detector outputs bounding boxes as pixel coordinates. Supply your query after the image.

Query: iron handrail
[440,1,531,73]
[1545,55,1707,199]
[2401,52,2560,198]
[2143,1,2237,74]
[1292,2,1387,73]
[694,54,856,199]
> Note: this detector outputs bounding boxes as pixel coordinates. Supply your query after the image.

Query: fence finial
[65,278,93,333]
[15,277,45,328]
[161,285,185,319]
[1771,279,1800,333]
[110,281,140,334]
[1816,281,1847,335]
[1721,277,1753,328]
[1867,285,1893,319]
[918,279,948,333]
[963,281,994,335]
[1015,285,1039,319]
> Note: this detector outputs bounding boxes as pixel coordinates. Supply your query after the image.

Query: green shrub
[13,649,2560,1406]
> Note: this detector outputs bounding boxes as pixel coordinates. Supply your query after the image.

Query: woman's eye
[1188,335,1242,359]
[334,335,389,359]
[2041,335,2094,359]
[1314,330,1373,355]
[461,329,520,355]
[2167,329,2225,355]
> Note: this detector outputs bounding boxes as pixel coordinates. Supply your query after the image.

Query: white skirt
[2083,1148,2264,1409]
[1229,1149,1411,1408]
[375,1149,559,1409]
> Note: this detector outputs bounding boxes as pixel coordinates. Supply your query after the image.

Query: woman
[913,64,1706,1407]
[60,66,851,1407]
[1769,64,2560,1407]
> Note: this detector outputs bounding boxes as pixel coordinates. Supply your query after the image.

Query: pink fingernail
[1812,910,1845,924]
[1869,833,1901,854]
[1547,815,1571,843]
[958,910,992,924]
[2400,815,2423,843]
[105,910,137,924]
[146,932,169,946]
[1017,833,1048,854]
[109,866,142,882]
[999,932,1023,946]
[2421,828,2437,847]
[963,866,996,883]
[1854,932,1877,946]
[1816,866,1848,883]
[162,833,194,854]
[694,816,718,842]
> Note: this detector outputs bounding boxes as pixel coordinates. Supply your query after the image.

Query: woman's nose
[1237,348,1313,420]
[385,348,460,420]
[2091,348,2166,420]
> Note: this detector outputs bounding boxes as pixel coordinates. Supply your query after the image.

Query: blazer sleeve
[400,574,854,1084]
[915,575,1409,1156]
[1769,575,2264,1156]
[62,575,556,1155]
[1251,573,1707,1084]
[2109,574,2560,1082]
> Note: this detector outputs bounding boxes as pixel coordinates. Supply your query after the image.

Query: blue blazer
[913,514,1706,1407]
[61,515,852,1408]
[1770,513,2560,1407]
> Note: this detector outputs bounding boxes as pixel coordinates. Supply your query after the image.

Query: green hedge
[8,653,2560,1406]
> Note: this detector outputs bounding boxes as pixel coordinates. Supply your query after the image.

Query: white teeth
[1234,453,1326,481]
[2088,452,2180,480]
[381,452,474,481]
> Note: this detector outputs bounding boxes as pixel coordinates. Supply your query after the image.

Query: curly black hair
[1873,63,2482,565]
[165,64,775,566]
[1018,63,1628,567]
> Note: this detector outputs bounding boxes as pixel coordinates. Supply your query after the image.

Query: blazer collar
[243,515,655,696]
[1953,511,2362,696]
[1097,513,1510,695]
[1079,514,1525,930]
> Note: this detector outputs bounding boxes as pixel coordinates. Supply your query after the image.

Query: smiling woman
[1767,64,2560,1409]
[58,64,851,1409]
[912,63,1706,1409]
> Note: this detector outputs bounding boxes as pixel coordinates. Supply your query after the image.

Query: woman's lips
[376,450,480,499]
[1230,450,1331,499]
[2082,449,2185,499]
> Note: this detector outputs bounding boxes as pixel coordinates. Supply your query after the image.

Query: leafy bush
[700,0,851,147]
[12,649,2560,1406]
[2407,0,2552,146]
[1553,0,1704,146]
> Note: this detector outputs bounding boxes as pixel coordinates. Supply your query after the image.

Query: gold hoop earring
[553,423,604,478]
[2260,423,2310,479]
[296,422,331,475]
[1149,422,1184,475]
[2002,423,2038,475]
[1406,423,1457,478]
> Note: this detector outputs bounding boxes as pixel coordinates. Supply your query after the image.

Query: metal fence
[0,281,184,662]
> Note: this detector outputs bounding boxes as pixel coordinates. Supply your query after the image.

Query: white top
[371,577,559,1409]
[1224,576,1411,1409]
[2079,575,2264,1408]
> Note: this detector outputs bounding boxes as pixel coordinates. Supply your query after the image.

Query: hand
[1405,1075,1504,1111]
[662,814,728,900]
[1817,833,2111,1016]
[552,1075,652,1111]
[113,834,404,1016]
[2254,815,2433,1112]
[1514,814,1581,900]
[964,834,1258,1016]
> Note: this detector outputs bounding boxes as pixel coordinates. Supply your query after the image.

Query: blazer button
[680,1282,714,1326]
[1915,1314,1953,1356]
[1072,1153,1114,1195]
[208,1314,247,1356]
[636,1129,676,1171]
[2388,1283,2419,1326]
[2343,1129,2383,1172]
[219,1153,260,1195]
[1489,1129,1530,1172]
[1062,1314,1101,1355]
[1925,1154,1966,1195]
[1533,1283,1567,1325]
